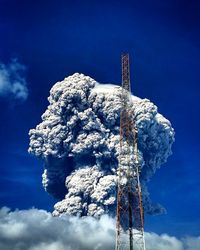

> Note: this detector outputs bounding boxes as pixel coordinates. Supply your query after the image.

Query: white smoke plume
[0,207,198,250]
[29,73,175,217]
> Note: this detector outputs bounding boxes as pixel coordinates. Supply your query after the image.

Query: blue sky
[0,0,200,238]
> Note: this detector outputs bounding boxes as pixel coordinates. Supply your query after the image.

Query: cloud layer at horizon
[0,207,199,250]
[0,59,28,101]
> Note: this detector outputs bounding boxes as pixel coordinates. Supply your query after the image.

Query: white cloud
[182,236,200,250]
[0,59,28,101]
[0,207,198,250]
[145,232,183,250]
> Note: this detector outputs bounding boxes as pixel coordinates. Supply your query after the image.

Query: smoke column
[29,73,175,217]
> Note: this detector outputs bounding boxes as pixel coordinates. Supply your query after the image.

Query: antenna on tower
[115,53,146,250]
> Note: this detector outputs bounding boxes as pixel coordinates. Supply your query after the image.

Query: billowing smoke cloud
[0,59,28,101]
[0,207,199,250]
[29,73,174,217]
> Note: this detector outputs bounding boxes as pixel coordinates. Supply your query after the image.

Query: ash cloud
[29,73,175,217]
[0,207,198,250]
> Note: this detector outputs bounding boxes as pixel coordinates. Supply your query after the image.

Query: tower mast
[115,54,146,250]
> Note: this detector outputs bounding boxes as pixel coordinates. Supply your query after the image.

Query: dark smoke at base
[29,73,175,217]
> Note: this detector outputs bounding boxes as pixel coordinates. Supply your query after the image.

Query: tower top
[121,53,131,92]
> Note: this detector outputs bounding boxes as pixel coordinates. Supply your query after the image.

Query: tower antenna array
[115,54,146,250]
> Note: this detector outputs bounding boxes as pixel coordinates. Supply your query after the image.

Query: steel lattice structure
[115,54,146,250]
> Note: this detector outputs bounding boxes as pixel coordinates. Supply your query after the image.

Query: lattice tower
[115,54,146,250]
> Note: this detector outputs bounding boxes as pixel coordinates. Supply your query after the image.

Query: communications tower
[115,54,146,250]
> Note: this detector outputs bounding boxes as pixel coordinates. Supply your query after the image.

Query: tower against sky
[115,54,146,250]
